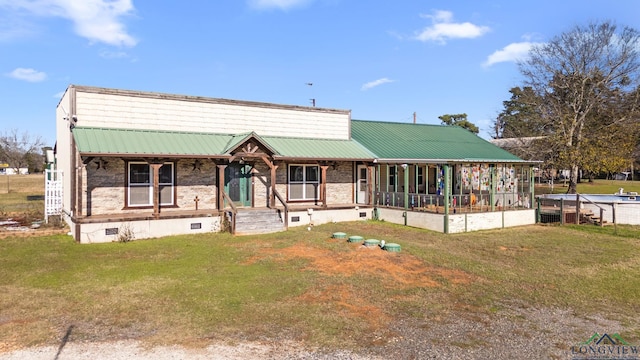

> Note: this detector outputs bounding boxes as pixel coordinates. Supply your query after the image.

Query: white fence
[45,169,63,223]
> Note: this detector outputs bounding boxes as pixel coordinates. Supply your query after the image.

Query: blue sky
[1,0,639,147]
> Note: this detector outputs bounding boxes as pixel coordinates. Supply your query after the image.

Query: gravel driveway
[1,303,628,360]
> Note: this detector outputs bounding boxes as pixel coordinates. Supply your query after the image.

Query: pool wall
[539,194,640,225]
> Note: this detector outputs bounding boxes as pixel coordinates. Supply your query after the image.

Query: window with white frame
[128,162,174,207]
[288,164,319,200]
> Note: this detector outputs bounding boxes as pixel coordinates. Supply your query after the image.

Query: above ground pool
[541,193,640,202]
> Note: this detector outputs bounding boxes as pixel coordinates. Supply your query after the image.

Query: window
[388,166,396,191]
[416,166,425,192]
[128,162,174,207]
[289,165,319,200]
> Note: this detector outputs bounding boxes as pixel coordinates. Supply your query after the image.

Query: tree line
[493,21,640,193]
[440,21,640,194]
[0,129,46,174]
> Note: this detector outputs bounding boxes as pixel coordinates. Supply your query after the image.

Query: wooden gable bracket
[242,141,261,154]
[227,134,277,163]
[81,156,95,165]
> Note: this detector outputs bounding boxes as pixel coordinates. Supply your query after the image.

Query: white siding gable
[73,86,351,140]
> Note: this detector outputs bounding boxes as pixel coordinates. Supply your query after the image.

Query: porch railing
[272,188,289,230]
[374,191,533,213]
[221,191,237,234]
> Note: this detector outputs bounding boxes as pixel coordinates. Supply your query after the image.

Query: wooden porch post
[403,164,409,210]
[367,165,375,205]
[376,164,380,193]
[414,165,419,194]
[216,164,227,210]
[490,164,496,212]
[270,165,277,207]
[320,165,328,207]
[76,160,85,218]
[425,165,430,194]
[150,163,162,219]
[268,160,278,207]
[529,165,535,208]
[443,164,450,234]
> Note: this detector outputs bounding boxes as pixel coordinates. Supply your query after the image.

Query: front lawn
[1,221,639,352]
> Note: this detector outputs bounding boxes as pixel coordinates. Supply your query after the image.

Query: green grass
[2,221,640,350]
[535,179,640,195]
[0,174,44,216]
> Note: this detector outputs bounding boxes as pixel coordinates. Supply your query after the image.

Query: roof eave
[79,152,232,159]
[374,158,538,165]
[274,156,376,162]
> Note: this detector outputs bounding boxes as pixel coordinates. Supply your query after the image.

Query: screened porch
[373,163,535,214]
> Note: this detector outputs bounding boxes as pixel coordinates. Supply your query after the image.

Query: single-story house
[53,85,536,243]
[0,164,29,175]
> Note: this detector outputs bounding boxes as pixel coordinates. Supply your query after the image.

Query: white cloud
[7,67,47,82]
[361,78,394,91]
[0,0,137,47]
[248,0,312,11]
[483,41,541,67]
[415,10,489,44]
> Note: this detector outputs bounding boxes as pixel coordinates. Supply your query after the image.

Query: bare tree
[0,129,45,173]
[520,21,640,193]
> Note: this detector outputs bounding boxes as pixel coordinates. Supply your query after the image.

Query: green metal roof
[72,127,232,156]
[73,122,525,163]
[262,136,376,160]
[72,127,375,160]
[351,120,526,163]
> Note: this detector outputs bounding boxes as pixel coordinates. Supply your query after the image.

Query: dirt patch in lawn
[247,241,474,287]
[245,240,476,330]
[0,214,68,239]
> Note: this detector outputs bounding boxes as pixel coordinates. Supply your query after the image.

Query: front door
[225,163,252,207]
[356,165,369,204]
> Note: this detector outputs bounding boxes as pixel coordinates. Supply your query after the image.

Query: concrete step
[234,209,285,235]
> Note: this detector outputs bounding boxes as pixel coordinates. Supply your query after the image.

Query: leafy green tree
[438,113,479,134]
[519,21,640,193]
[494,86,547,139]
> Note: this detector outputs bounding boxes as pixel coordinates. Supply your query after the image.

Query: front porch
[374,207,536,234]
[368,162,536,233]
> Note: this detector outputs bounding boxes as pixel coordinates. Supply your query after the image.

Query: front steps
[234,208,285,235]
[580,210,609,226]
